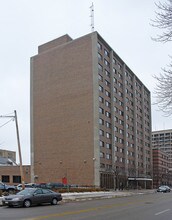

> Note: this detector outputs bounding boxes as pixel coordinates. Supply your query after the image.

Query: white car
[16,183,35,191]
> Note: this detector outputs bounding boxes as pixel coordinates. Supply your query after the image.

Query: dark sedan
[2,188,62,207]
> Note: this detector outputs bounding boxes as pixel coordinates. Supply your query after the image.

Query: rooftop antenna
[90,2,94,32]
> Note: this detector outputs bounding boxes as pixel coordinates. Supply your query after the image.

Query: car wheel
[51,198,58,205]
[23,200,31,208]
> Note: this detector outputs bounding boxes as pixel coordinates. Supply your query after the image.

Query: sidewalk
[61,189,155,202]
[0,189,155,206]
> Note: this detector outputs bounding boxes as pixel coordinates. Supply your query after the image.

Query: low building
[0,149,16,162]
[0,165,31,185]
[0,157,17,166]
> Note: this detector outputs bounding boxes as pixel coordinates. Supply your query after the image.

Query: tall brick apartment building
[30,32,152,189]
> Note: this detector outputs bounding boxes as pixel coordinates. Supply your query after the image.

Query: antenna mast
[90,3,94,32]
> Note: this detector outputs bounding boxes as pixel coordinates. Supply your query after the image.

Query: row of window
[100,152,112,159]
[1,175,21,183]
[99,130,111,139]
[99,118,111,128]
[100,163,112,169]
[99,141,112,149]
[99,107,111,118]
[99,96,111,107]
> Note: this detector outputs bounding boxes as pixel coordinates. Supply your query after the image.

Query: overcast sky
[0,0,171,164]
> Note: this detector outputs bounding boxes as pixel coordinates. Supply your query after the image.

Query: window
[105,111,111,118]
[114,97,118,103]
[99,118,104,125]
[105,80,110,87]
[118,63,122,69]
[119,110,124,116]
[113,58,116,64]
[99,85,103,92]
[119,101,123,106]
[105,100,111,107]
[106,132,111,139]
[106,143,112,149]
[98,74,103,81]
[119,138,124,144]
[2,175,10,183]
[97,42,102,50]
[106,121,111,128]
[118,91,123,97]
[119,129,124,134]
[100,152,105,158]
[113,77,117,83]
[104,59,110,67]
[113,68,117,74]
[105,70,110,77]
[99,96,104,103]
[98,53,103,60]
[99,107,104,114]
[99,140,104,147]
[118,82,122,88]
[114,106,118,112]
[106,154,112,160]
[13,176,21,183]
[98,64,103,72]
[99,129,104,136]
[104,49,109,57]
[114,116,118,122]
[114,87,117,93]
[105,90,111,97]
[119,119,123,125]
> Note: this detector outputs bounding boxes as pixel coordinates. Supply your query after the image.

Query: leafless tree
[152,1,172,115]
[153,61,172,116]
[152,0,172,42]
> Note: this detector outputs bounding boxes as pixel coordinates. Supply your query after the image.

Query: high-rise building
[30,32,152,189]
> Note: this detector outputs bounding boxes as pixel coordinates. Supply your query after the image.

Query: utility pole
[0,110,25,189]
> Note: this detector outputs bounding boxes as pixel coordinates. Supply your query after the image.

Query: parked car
[35,183,48,189]
[16,183,36,191]
[157,185,171,193]
[0,181,16,193]
[46,182,64,189]
[2,187,62,207]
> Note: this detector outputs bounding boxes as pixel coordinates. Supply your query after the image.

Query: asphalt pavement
[0,189,155,206]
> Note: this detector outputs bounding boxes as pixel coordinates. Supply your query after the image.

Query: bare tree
[154,61,172,116]
[152,0,172,42]
[152,1,172,115]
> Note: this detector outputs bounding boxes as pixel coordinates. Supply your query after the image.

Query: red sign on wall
[62,177,67,184]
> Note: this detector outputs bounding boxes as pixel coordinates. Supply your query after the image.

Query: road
[1,192,172,220]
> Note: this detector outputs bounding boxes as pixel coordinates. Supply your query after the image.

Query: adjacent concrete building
[31,32,152,189]
[152,129,172,169]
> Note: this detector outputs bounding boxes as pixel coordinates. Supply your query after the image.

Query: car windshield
[17,188,35,196]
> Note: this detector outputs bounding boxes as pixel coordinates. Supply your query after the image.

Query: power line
[0,118,13,128]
